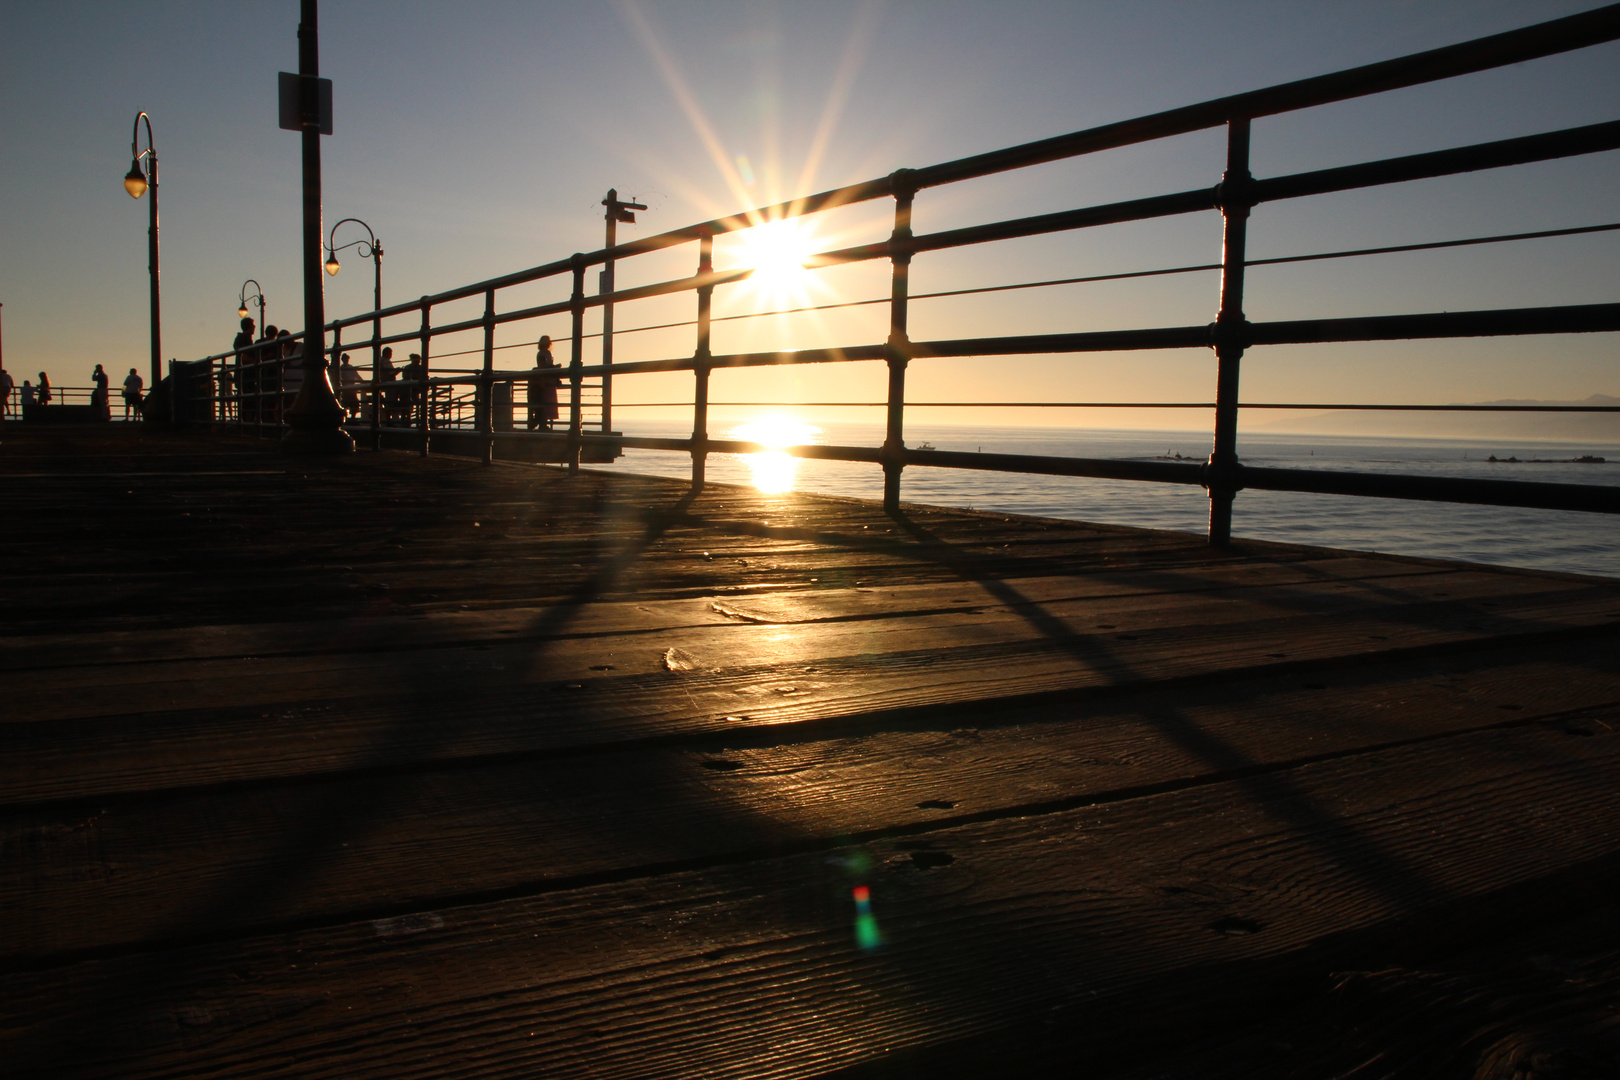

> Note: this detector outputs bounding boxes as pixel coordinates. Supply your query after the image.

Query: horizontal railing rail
[179,3,1620,541]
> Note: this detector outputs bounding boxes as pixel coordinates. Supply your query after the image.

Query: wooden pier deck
[5,425,1620,1078]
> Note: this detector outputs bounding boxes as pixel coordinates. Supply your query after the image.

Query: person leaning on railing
[527,335,559,431]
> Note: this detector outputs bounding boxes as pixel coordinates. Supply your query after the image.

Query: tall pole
[148,152,161,398]
[325,217,382,447]
[283,0,353,453]
[600,189,644,437]
[123,112,161,396]
[299,0,322,393]
[602,191,616,435]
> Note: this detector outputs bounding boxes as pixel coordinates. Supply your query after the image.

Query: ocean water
[603,420,1620,579]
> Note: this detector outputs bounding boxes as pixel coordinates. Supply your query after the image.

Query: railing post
[568,255,586,474]
[1207,117,1252,546]
[882,169,917,513]
[479,287,496,465]
[692,234,714,494]
[418,297,432,456]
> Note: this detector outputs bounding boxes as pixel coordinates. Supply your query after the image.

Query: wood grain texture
[6,638,1617,961]
[5,721,1620,1078]
[6,426,1619,1079]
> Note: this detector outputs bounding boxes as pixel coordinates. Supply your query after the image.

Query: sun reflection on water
[729,415,821,494]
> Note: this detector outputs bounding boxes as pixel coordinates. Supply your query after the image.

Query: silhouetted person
[36,372,51,406]
[228,317,254,418]
[279,330,302,403]
[91,364,110,420]
[400,353,426,426]
[122,369,143,419]
[265,329,292,422]
[338,353,361,417]
[244,325,275,423]
[378,346,399,423]
[20,380,36,408]
[528,335,559,431]
[0,368,13,418]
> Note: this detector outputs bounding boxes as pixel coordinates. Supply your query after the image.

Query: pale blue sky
[1,1,1615,428]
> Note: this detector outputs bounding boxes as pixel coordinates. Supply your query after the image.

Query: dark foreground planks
[3,426,1619,1079]
[7,719,1620,1078]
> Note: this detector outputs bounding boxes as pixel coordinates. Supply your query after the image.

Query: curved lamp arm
[325,217,382,275]
[124,112,156,198]
[237,279,266,321]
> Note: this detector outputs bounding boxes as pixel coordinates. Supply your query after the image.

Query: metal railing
[183,3,1620,542]
[1,385,142,419]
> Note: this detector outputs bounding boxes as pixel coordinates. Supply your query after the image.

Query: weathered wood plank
[1112,900,1620,1079]
[5,639,1618,962]
[5,721,1619,1078]
[4,578,1615,805]
[0,556,1466,674]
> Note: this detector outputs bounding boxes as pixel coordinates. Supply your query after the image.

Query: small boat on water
[916,441,936,451]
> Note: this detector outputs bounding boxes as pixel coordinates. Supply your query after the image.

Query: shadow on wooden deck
[3,425,1619,1078]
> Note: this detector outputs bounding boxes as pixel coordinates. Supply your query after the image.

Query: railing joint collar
[1213,171,1254,214]
[1201,456,1246,492]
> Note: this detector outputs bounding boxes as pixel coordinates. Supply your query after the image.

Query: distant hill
[1254,394,1620,442]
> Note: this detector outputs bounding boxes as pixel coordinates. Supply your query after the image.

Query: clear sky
[1,0,1615,431]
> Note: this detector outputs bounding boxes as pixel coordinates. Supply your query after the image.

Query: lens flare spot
[853,884,882,950]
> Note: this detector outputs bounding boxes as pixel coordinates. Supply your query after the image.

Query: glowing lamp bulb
[123,162,148,198]
[324,254,341,276]
[238,304,249,318]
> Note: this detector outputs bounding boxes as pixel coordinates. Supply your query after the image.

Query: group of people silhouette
[208,317,563,432]
[0,366,144,420]
[226,317,297,422]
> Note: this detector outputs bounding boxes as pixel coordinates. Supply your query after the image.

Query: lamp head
[123,161,148,198]
[238,303,249,319]
[324,253,341,276]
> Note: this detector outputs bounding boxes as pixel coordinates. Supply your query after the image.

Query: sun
[735,218,820,306]
[729,415,821,494]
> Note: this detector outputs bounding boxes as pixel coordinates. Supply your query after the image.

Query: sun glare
[729,415,821,494]
[736,218,820,305]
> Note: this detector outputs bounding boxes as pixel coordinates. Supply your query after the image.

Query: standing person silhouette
[377,346,399,423]
[227,316,254,419]
[36,372,51,406]
[122,368,144,419]
[0,367,13,418]
[527,335,559,431]
[91,364,110,420]
[338,353,361,417]
[400,353,426,427]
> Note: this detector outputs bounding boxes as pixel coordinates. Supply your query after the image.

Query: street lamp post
[234,280,267,423]
[122,111,161,400]
[238,279,267,334]
[599,189,645,436]
[325,218,382,444]
[281,0,352,454]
